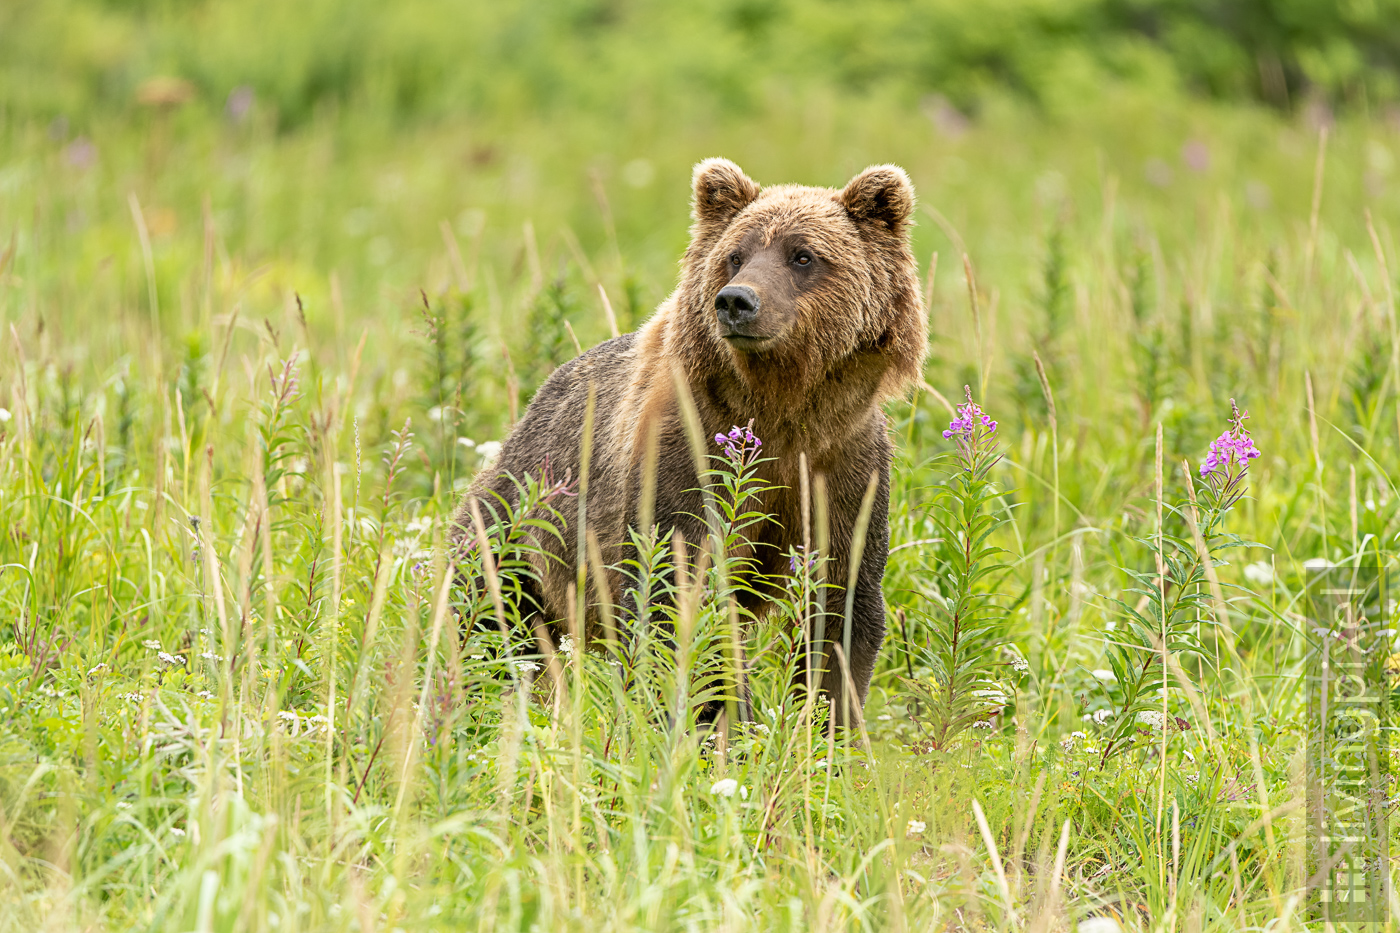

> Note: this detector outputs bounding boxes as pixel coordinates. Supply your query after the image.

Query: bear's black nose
[715,285,760,331]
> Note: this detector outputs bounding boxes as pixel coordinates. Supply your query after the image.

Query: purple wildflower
[715,418,762,467]
[788,544,817,576]
[943,386,1000,471]
[1196,399,1260,520]
[1199,399,1260,478]
[943,389,997,440]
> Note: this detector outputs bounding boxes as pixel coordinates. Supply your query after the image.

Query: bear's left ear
[840,165,915,234]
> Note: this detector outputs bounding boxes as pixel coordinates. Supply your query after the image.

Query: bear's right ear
[691,158,761,229]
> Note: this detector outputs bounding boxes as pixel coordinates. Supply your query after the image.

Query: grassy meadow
[4,13,1400,930]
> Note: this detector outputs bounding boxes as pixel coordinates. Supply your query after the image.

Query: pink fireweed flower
[943,386,1000,472]
[715,418,762,467]
[1196,399,1259,523]
[1199,399,1260,478]
[943,390,997,440]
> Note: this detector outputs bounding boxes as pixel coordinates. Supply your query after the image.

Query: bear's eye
[793,251,813,267]
[729,253,742,267]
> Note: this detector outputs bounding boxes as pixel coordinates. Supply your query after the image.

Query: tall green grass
[1,79,1400,929]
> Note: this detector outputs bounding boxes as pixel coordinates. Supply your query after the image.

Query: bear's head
[673,158,926,408]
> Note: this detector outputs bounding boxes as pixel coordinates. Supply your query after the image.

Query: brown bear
[452,158,925,724]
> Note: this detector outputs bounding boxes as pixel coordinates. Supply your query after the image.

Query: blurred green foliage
[4,0,1400,130]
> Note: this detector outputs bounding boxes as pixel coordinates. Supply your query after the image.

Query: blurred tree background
[5,0,1400,129]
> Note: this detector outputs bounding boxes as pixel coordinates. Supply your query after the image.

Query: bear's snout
[715,284,760,335]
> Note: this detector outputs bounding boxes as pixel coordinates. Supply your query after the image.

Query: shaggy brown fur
[452,158,926,723]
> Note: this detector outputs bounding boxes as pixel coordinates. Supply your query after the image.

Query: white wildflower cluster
[276,710,332,737]
[200,651,223,662]
[1243,561,1273,585]
[87,662,109,676]
[512,659,540,676]
[142,639,162,651]
[456,437,502,465]
[1060,730,1088,751]
[1136,710,1166,731]
[906,819,927,837]
[709,778,747,800]
[971,720,993,730]
[476,440,503,464]
[1092,709,1111,725]
[119,692,145,704]
[157,652,184,666]
[1010,656,1029,673]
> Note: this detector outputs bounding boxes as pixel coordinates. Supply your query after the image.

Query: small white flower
[200,651,223,661]
[558,635,576,658]
[456,436,476,449]
[157,651,183,666]
[277,710,299,722]
[877,713,892,721]
[1183,749,1196,763]
[972,720,993,729]
[476,440,503,464]
[512,660,540,675]
[116,802,132,810]
[142,640,162,651]
[428,406,444,422]
[87,662,109,676]
[1093,709,1111,724]
[1011,656,1029,673]
[709,778,739,798]
[906,819,926,837]
[197,690,214,699]
[1244,561,1273,585]
[169,827,186,837]
[1136,710,1165,730]
[1071,730,1087,740]
[1091,669,1116,682]
[120,692,144,703]
[0,408,10,422]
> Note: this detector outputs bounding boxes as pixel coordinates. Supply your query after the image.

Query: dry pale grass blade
[840,470,880,715]
[597,283,621,339]
[395,543,456,819]
[919,380,956,416]
[972,799,1014,922]
[469,498,510,642]
[440,218,470,292]
[1029,819,1072,933]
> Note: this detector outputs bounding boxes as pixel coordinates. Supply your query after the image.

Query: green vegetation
[3,1,1400,929]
